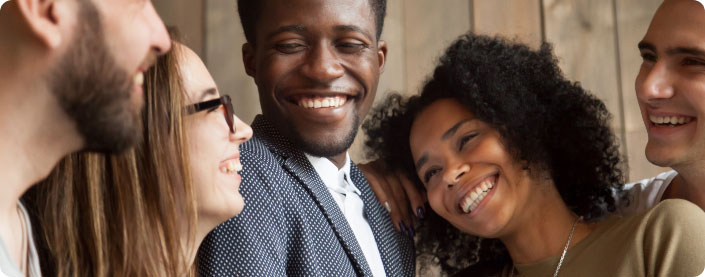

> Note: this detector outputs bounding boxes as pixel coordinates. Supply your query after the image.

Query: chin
[645,144,680,168]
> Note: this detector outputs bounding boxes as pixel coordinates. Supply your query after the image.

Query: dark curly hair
[363,33,626,275]
[237,0,387,44]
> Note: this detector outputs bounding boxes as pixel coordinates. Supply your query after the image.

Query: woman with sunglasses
[25,34,252,276]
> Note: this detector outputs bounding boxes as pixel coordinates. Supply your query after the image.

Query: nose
[144,2,171,55]
[442,159,470,188]
[229,114,253,144]
[636,61,675,103]
[300,43,344,83]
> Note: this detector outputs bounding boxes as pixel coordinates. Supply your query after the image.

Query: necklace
[510,216,583,277]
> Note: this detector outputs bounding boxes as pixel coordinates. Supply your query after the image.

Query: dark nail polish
[417,206,425,219]
[399,221,407,235]
[409,226,415,237]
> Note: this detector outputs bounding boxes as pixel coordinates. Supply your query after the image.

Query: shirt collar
[305,153,360,194]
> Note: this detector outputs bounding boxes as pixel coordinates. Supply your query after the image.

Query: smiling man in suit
[196,0,414,276]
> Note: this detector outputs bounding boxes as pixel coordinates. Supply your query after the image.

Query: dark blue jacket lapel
[253,116,373,276]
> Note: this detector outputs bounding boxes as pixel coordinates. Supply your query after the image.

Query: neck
[182,216,220,273]
[499,182,593,265]
[327,152,348,169]
[663,162,705,210]
[0,70,83,240]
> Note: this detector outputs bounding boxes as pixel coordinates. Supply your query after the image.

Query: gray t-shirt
[0,201,42,277]
[617,170,678,216]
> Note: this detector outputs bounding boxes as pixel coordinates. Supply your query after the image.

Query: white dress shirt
[305,153,387,277]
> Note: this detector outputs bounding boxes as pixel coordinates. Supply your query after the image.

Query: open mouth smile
[649,114,695,127]
[458,174,498,214]
[219,159,242,175]
[295,95,349,109]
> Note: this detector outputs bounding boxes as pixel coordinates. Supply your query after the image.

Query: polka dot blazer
[197,116,415,276]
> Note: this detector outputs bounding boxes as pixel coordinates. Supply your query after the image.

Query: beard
[49,0,141,154]
[290,114,360,158]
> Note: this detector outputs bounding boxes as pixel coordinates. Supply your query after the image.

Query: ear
[15,0,71,49]
[242,43,256,78]
[376,40,388,73]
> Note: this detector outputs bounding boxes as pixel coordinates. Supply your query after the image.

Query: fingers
[383,172,413,234]
[359,162,410,236]
[397,171,427,220]
[359,162,395,218]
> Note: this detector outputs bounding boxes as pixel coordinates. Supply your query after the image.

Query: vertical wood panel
[352,0,472,163]
[473,0,543,48]
[543,0,627,175]
[615,0,667,181]
[154,0,204,56]
[402,0,472,96]
[204,0,260,125]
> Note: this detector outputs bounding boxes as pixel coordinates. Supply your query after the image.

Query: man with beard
[196,0,414,276]
[0,0,169,276]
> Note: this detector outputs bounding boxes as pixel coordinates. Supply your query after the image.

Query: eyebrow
[266,25,307,40]
[666,47,705,57]
[638,41,705,57]
[415,118,477,170]
[198,88,218,102]
[334,25,373,41]
[266,24,374,41]
[638,41,656,52]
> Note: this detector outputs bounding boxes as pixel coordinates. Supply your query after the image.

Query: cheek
[257,54,299,87]
[427,185,450,216]
[102,12,151,70]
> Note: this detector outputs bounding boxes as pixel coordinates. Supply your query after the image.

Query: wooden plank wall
[155,0,668,182]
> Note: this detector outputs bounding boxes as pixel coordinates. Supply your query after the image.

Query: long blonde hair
[27,32,198,276]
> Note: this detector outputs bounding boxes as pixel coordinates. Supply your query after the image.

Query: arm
[359,159,427,236]
[642,199,705,276]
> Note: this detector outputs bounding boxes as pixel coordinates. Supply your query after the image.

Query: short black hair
[363,33,626,275]
[236,0,387,43]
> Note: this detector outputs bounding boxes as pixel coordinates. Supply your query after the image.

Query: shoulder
[617,170,678,216]
[642,199,705,228]
[623,170,678,191]
[636,199,705,276]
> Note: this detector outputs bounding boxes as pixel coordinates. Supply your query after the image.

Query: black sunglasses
[185,95,235,133]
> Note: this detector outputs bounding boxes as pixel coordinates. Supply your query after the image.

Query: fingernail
[398,221,407,234]
[384,202,391,213]
[409,225,415,237]
[417,206,425,219]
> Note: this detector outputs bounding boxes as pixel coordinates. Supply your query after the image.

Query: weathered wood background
[154,0,667,182]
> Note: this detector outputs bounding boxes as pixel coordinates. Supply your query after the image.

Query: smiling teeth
[649,115,693,126]
[219,160,242,174]
[134,72,144,86]
[460,180,495,214]
[298,96,347,109]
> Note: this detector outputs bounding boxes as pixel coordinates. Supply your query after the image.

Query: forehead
[256,0,375,37]
[643,0,705,49]
[179,45,218,100]
[410,99,475,149]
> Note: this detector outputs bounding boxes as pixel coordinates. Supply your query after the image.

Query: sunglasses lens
[222,95,235,133]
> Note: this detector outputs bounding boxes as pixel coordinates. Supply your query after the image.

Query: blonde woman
[26,36,251,276]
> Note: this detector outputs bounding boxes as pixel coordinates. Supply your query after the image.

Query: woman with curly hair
[363,33,705,276]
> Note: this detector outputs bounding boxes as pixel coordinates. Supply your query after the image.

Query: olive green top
[505,199,705,276]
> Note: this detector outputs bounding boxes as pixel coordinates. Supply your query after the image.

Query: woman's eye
[206,106,221,113]
[423,168,440,183]
[458,133,478,151]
